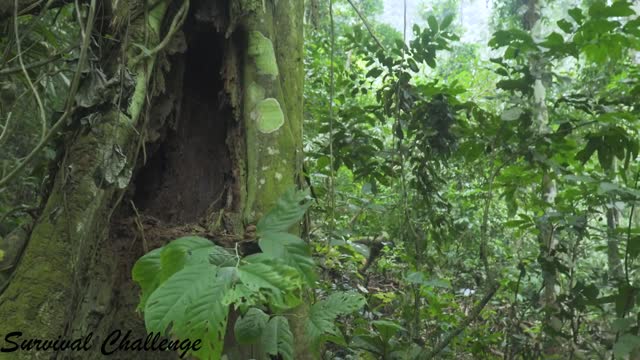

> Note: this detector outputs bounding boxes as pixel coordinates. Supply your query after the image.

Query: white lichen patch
[267,147,280,155]
[254,98,285,134]
[248,31,279,77]
[247,82,265,105]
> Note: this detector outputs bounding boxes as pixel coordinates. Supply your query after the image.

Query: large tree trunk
[0,0,306,359]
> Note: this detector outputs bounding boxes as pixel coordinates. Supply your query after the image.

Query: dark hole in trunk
[67,6,236,359]
[132,18,231,224]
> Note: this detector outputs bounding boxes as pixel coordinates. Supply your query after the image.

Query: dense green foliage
[2,0,640,358]
[132,189,365,359]
[302,0,640,358]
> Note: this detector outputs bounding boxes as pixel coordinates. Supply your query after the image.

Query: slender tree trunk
[606,159,624,283]
[522,0,561,355]
[0,0,307,359]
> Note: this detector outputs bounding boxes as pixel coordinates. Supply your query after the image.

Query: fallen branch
[423,281,501,359]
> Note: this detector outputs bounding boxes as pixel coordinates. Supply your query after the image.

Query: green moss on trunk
[0,2,168,357]
[237,0,311,359]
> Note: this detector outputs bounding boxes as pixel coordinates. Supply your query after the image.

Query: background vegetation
[1,0,640,358]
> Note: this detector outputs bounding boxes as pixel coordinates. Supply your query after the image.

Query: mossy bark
[0,1,169,358]
[0,0,308,359]
[232,0,311,358]
[239,0,305,224]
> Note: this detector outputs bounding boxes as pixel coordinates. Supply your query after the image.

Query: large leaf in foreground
[261,315,294,360]
[256,188,311,235]
[145,263,231,359]
[306,292,366,348]
[259,232,317,284]
[132,247,162,310]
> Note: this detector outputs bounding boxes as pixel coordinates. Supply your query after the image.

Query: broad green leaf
[557,19,574,33]
[616,286,635,318]
[628,236,640,260]
[589,0,635,18]
[372,320,405,341]
[407,58,419,72]
[539,32,564,48]
[425,56,436,68]
[209,245,237,267]
[144,263,230,360]
[256,188,311,235]
[614,334,640,358]
[259,232,317,284]
[568,8,584,24]
[306,308,340,348]
[427,16,439,32]
[351,334,385,354]
[159,236,222,283]
[306,292,366,348]
[234,307,269,344]
[132,247,162,310]
[441,13,455,29]
[238,260,303,309]
[612,318,635,332]
[261,316,294,360]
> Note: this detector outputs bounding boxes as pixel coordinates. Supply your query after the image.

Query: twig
[130,0,189,67]
[0,113,12,147]
[345,0,386,51]
[74,0,86,40]
[63,0,94,110]
[0,45,76,76]
[423,282,500,359]
[130,200,148,253]
[0,204,38,224]
[328,0,335,240]
[14,0,47,141]
[0,0,96,189]
[234,243,240,267]
[624,168,640,288]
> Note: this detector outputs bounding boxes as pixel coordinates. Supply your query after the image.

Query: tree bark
[606,159,624,283]
[522,0,561,355]
[0,0,307,359]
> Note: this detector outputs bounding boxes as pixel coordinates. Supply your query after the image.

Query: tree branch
[0,45,75,76]
[344,0,386,51]
[423,282,500,359]
[0,0,74,21]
